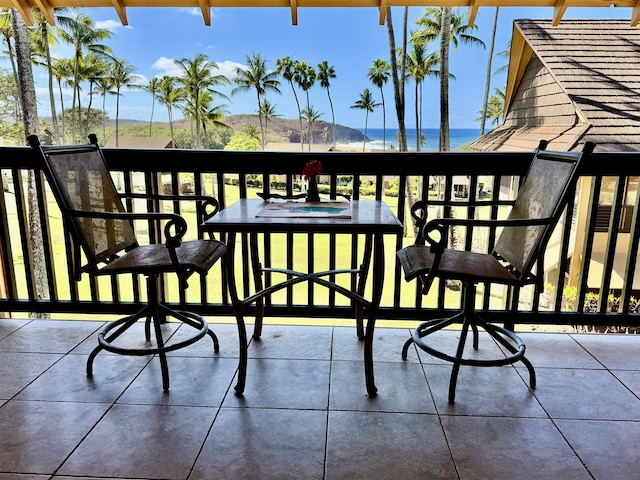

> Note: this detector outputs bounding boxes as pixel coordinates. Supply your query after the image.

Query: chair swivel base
[86,302,219,391]
[402,309,536,403]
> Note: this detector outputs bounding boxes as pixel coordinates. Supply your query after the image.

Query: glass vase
[306,176,320,202]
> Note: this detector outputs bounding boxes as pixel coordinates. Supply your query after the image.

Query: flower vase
[306,175,320,202]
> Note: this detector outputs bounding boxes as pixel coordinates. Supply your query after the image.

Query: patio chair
[28,133,227,391]
[398,140,596,403]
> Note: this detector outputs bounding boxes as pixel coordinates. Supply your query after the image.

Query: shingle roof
[470,19,640,152]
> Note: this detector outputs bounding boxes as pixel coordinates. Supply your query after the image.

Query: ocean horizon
[337,127,482,151]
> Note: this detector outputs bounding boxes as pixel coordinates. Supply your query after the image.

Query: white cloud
[216,60,245,79]
[150,57,244,80]
[95,19,131,33]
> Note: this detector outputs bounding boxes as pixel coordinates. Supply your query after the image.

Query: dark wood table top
[202,198,404,235]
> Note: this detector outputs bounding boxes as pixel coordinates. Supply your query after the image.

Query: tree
[480,7,500,136]
[57,13,112,142]
[293,61,316,151]
[232,52,280,150]
[367,59,391,151]
[109,58,142,146]
[51,57,74,143]
[259,98,280,146]
[0,9,21,120]
[145,76,161,136]
[174,53,229,149]
[476,87,505,126]
[225,130,260,150]
[385,6,408,152]
[350,88,380,152]
[156,75,183,146]
[275,56,303,150]
[413,7,485,151]
[11,7,49,317]
[406,40,439,151]
[301,105,322,148]
[94,75,115,144]
[317,60,336,148]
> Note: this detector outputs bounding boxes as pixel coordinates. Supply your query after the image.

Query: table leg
[364,233,384,397]
[249,232,264,339]
[355,233,373,340]
[226,231,248,396]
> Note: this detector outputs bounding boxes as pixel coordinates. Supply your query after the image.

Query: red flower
[302,160,323,180]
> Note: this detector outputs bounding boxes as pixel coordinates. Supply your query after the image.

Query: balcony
[1,317,640,479]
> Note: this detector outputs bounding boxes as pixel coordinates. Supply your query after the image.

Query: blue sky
[16,4,635,130]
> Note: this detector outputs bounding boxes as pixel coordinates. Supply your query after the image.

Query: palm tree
[81,55,109,139]
[275,56,303,150]
[316,60,336,148]
[145,76,161,136]
[476,87,505,126]
[0,9,20,119]
[385,6,408,152]
[405,40,439,151]
[51,57,74,142]
[232,52,280,150]
[109,58,142,146]
[174,53,229,149]
[350,88,380,152]
[259,98,280,146]
[293,61,316,151]
[57,13,112,142]
[156,75,184,146]
[301,105,322,148]
[413,7,485,151]
[367,59,391,151]
[11,7,49,316]
[94,76,115,144]
[480,7,500,136]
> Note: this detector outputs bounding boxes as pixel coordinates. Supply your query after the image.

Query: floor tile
[442,415,592,480]
[190,408,327,480]
[117,356,238,406]
[167,322,242,358]
[0,352,63,399]
[329,360,436,413]
[426,363,546,417]
[0,400,110,474]
[0,318,30,341]
[511,332,604,369]
[555,418,640,480]
[611,370,640,397]
[0,320,101,353]
[571,333,640,370]
[326,410,456,480]
[57,403,216,479]
[531,367,640,420]
[70,321,179,355]
[331,326,416,363]
[246,324,333,360]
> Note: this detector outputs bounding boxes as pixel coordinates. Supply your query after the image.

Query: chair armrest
[118,192,221,222]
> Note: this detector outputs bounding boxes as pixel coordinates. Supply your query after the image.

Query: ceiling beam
[198,0,211,25]
[290,0,298,25]
[632,0,640,26]
[553,0,569,26]
[110,0,128,25]
[9,0,33,25]
[31,0,54,25]
[468,0,479,25]
[379,0,387,25]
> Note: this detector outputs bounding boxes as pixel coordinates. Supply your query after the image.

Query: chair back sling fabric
[28,133,227,391]
[398,140,596,403]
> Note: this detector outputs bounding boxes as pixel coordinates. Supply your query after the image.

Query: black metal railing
[0,144,638,330]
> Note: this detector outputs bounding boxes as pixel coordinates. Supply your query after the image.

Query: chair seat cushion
[98,239,226,276]
[397,245,520,285]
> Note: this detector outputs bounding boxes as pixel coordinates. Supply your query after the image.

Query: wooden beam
[379,0,387,25]
[199,0,211,26]
[468,0,479,26]
[290,0,298,25]
[32,0,55,25]
[553,0,568,26]
[110,0,128,25]
[9,0,33,25]
[632,0,640,26]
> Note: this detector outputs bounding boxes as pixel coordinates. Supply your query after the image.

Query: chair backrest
[28,134,138,268]
[494,141,595,279]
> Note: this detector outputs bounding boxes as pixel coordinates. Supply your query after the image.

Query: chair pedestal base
[402,286,536,403]
[86,277,219,391]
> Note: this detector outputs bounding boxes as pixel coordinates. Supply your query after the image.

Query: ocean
[337,127,482,151]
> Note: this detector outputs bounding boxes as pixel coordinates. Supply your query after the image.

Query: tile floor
[1,318,640,480]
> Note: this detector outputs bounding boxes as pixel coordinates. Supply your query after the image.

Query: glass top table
[202,198,404,397]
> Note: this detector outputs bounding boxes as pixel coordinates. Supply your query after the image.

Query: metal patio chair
[397,140,596,403]
[28,133,227,390]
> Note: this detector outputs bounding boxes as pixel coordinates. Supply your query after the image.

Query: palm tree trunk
[12,8,50,317]
[480,7,499,136]
[41,23,59,143]
[380,88,386,151]
[439,7,451,152]
[327,89,336,148]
